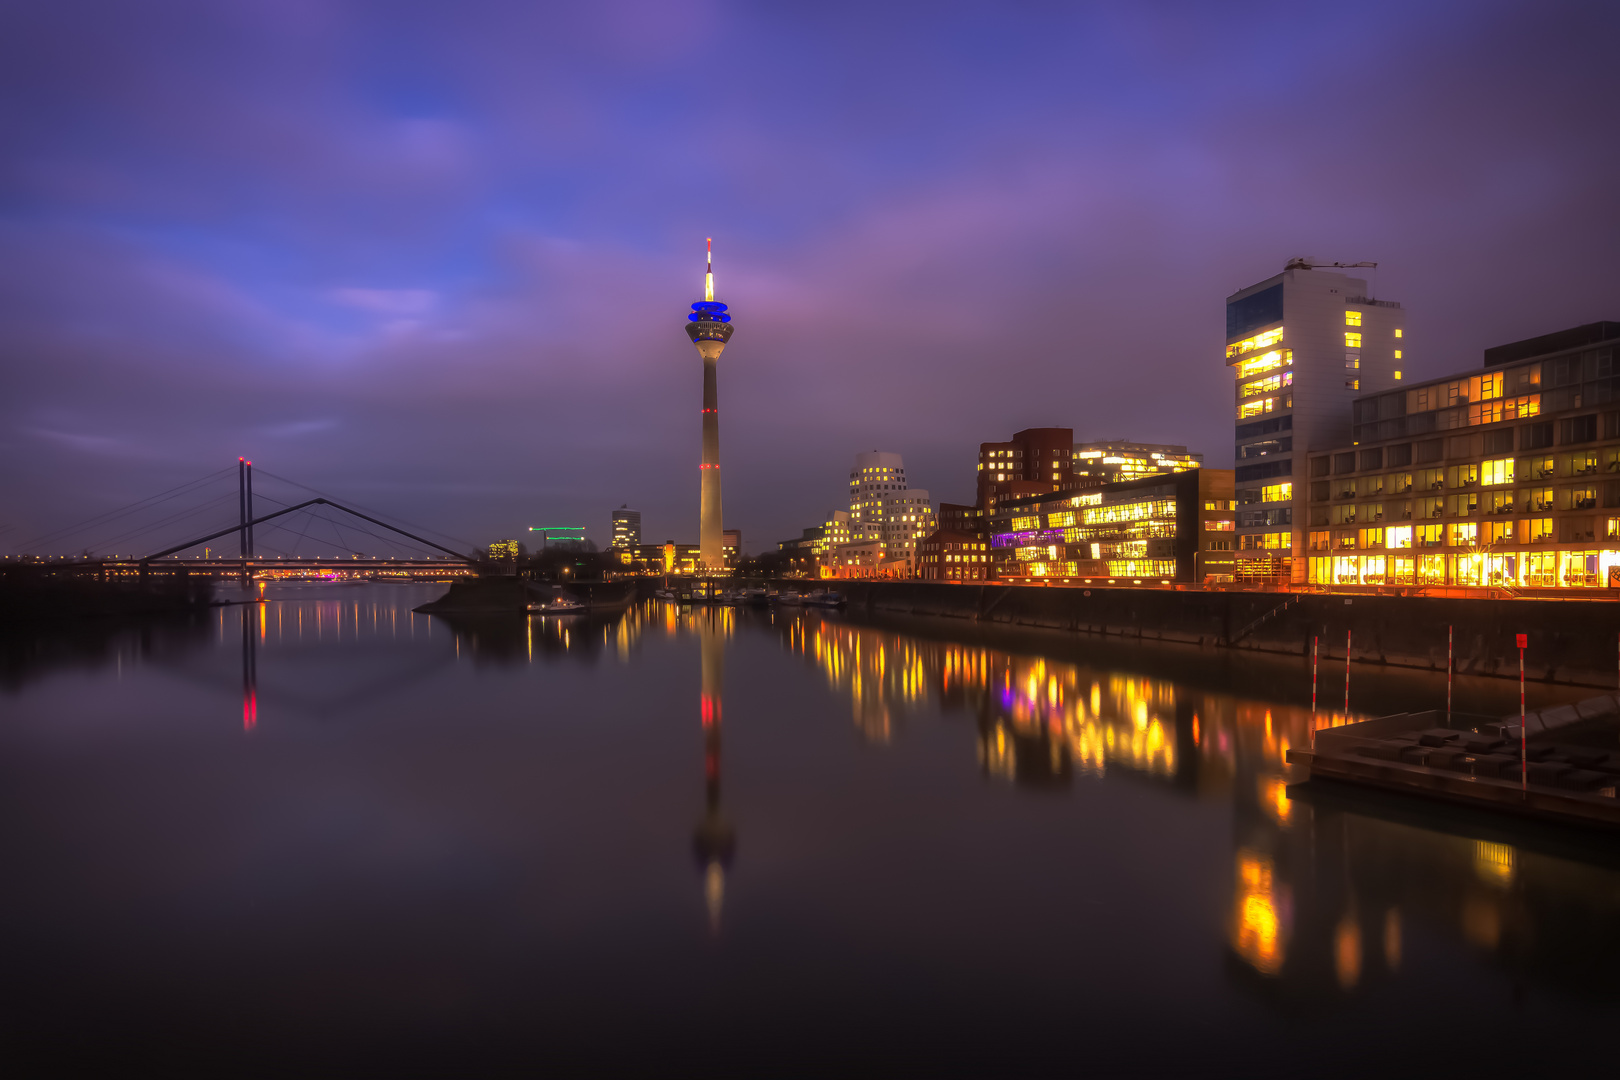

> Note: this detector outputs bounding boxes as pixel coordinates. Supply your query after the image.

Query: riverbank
[0,568,214,622]
[832,581,1620,688]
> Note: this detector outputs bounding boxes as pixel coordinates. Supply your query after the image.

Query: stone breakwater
[833,581,1620,689]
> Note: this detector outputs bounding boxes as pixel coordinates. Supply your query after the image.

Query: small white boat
[802,591,846,608]
[653,588,677,601]
[528,597,587,615]
[773,592,803,606]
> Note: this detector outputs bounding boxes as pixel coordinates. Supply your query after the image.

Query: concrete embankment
[834,581,1620,688]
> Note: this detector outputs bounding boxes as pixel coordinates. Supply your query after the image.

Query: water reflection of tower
[241,603,258,732]
[692,608,735,932]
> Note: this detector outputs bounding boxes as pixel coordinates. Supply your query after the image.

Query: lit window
[1260,482,1292,503]
[1345,332,1362,348]
[1224,327,1286,359]
[1345,311,1363,326]
[1480,458,1515,486]
[1237,349,1291,378]
[1394,350,1402,359]
[1394,371,1402,380]
[1395,329,1403,338]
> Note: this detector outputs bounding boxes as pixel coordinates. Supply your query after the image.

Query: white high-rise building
[1226,261,1405,581]
[846,451,936,570]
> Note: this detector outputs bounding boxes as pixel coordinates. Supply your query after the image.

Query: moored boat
[528,596,587,615]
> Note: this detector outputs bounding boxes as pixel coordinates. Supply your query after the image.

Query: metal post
[1447,624,1453,726]
[237,458,246,558]
[245,460,254,557]
[237,457,247,585]
[1311,635,1319,747]
[1344,629,1351,717]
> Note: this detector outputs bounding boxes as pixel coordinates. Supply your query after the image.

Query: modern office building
[1305,321,1620,589]
[722,529,741,564]
[1070,441,1203,484]
[976,428,1074,513]
[987,468,1235,583]
[684,240,734,571]
[611,506,641,551]
[488,539,520,560]
[1227,261,1405,581]
[847,452,935,570]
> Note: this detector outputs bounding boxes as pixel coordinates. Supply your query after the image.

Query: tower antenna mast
[705,238,714,302]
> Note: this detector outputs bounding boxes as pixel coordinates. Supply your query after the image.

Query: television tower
[685,239,734,571]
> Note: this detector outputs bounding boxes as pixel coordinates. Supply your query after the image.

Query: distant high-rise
[611,506,641,551]
[1227,261,1404,581]
[685,240,734,571]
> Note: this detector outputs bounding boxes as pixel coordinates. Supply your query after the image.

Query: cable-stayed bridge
[7,460,484,579]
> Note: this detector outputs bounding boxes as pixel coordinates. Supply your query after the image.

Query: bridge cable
[90,492,241,557]
[250,469,477,552]
[16,466,235,553]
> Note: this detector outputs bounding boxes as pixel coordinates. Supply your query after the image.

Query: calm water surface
[3,583,1619,1075]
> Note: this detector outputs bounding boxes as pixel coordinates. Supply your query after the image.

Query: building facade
[1305,321,1620,589]
[846,452,935,572]
[1071,441,1203,484]
[1227,264,1405,582]
[611,506,641,551]
[640,541,702,574]
[988,468,1235,584]
[938,501,988,539]
[977,428,1074,514]
[916,529,992,582]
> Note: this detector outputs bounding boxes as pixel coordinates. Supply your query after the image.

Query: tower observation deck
[686,239,735,571]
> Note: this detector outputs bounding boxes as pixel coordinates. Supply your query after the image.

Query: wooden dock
[1287,697,1620,831]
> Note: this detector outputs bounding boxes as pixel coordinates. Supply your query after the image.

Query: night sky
[4,1,1618,555]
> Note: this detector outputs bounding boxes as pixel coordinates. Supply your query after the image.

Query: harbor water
[2,582,1618,1075]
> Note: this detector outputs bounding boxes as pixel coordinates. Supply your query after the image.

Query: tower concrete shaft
[685,242,734,572]
[699,343,724,569]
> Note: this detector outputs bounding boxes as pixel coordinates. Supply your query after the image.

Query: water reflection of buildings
[775,613,1620,1008]
[777,613,1354,795]
[1226,780,1620,1010]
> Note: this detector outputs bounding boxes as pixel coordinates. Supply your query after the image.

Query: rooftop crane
[1284,257,1377,271]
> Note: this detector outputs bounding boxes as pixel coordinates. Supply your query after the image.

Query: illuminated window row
[1080,498,1176,525]
[1239,371,1293,399]
[1225,327,1285,359]
[1309,549,1616,587]
[1237,349,1292,379]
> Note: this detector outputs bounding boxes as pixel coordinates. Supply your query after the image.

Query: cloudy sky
[4,0,1618,554]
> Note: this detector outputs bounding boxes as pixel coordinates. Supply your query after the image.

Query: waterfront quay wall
[834,581,1620,689]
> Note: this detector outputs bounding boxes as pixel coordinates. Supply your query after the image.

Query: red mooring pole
[1344,629,1351,717]
[1518,633,1528,794]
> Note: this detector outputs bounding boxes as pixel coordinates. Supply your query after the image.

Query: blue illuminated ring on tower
[689,301,731,324]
